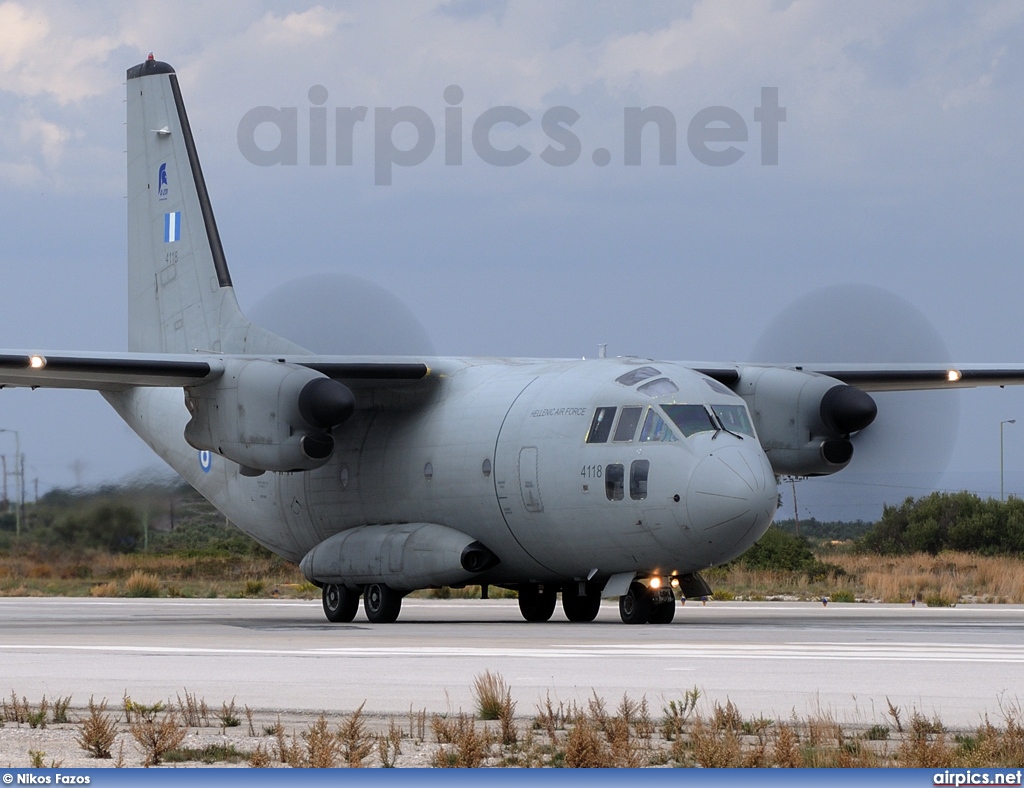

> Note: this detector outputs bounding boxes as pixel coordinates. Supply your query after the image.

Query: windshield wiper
[710,408,743,440]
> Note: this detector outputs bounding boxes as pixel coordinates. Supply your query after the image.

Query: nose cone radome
[686,444,778,560]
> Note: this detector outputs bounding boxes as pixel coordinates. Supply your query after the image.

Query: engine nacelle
[735,366,877,477]
[183,359,354,473]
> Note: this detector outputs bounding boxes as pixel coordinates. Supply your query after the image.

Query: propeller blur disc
[247,273,435,356]
[749,283,960,510]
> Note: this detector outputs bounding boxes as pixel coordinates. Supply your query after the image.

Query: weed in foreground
[338,702,374,767]
[130,711,187,767]
[76,696,118,759]
[662,687,701,741]
[217,697,240,729]
[377,719,404,767]
[2,691,30,725]
[472,671,511,721]
[431,713,487,768]
[248,743,272,768]
[176,689,210,728]
[302,714,340,768]
[50,695,72,724]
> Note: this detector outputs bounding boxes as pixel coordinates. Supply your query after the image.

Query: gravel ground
[0,709,440,769]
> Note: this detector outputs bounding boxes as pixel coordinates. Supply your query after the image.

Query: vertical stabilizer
[126,57,305,355]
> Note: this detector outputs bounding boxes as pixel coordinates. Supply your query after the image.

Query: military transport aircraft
[2,57,1022,625]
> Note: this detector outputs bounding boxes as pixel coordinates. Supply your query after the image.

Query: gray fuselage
[107,356,778,588]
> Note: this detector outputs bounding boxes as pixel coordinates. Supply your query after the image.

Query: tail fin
[126,56,305,355]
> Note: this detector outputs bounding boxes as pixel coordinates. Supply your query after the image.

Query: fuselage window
[586,407,617,443]
[662,404,716,437]
[615,366,661,387]
[638,377,679,397]
[712,404,756,437]
[630,460,649,500]
[639,409,678,442]
[605,463,625,501]
[613,406,643,442]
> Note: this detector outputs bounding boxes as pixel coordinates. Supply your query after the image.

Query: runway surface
[0,597,1021,727]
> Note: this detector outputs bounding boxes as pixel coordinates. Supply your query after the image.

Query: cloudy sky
[0,1,1022,520]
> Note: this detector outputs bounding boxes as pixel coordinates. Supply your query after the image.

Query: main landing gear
[321,582,403,624]
[619,582,676,625]
[517,583,558,622]
[363,582,403,623]
[322,583,359,623]
[561,584,602,623]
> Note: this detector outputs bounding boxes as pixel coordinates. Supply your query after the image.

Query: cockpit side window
[712,404,756,437]
[613,407,643,442]
[661,404,716,437]
[605,463,625,501]
[630,460,649,500]
[615,366,661,387]
[586,407,617,443]
[639,409,678,442]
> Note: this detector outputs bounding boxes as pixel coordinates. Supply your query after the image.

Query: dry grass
[828,552,1024,604]
[124,571,161,598]
[0,551,314,599]
[472,671,513,722]
[704,551,1024,603]
[89,582,118,597]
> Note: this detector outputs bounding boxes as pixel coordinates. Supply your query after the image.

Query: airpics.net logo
[236,86,786,185]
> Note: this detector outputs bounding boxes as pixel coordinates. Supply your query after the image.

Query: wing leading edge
[691,363,1024,392]
[0,350,433,392]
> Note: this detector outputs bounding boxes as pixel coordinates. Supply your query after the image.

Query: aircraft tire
[517,584,557,622]
[647,598,676,624]
[619,582,652,625]
[322,583,359,623]
[363,583,402,623]
[561,585,601,622]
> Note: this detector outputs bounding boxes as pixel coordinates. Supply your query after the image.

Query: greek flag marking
[164,211,181,243]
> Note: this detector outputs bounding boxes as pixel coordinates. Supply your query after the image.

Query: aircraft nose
[686,444,778,559]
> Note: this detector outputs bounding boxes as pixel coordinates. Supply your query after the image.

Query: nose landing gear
[619,581,676,624]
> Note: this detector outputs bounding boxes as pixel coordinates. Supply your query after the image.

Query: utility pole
[20,453,25,533]
[791,478,800,538]
[1,454,6,510]
[0,430,21,537]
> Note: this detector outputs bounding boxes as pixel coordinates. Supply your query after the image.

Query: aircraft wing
[6,350,1024,395]
[694,363,1024,392]
[0,350,437,392]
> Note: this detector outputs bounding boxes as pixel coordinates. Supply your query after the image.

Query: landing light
[649,576,662,589]
[670,577,680,589]
[947,369,962,382]
[29,355,46,369]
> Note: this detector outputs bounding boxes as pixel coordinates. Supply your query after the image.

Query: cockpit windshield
[661,404,716,437]
[639,409,678,442]
[711,404,755,437]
